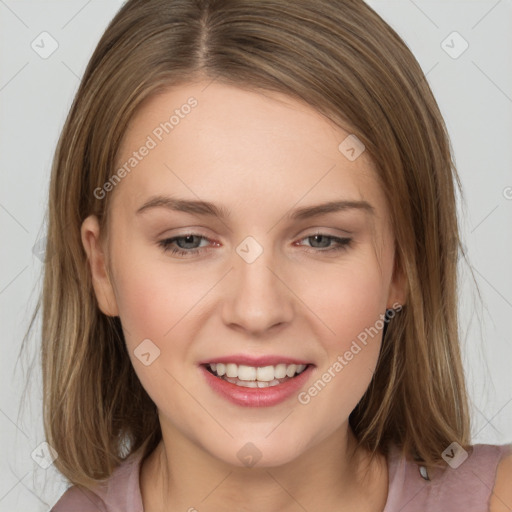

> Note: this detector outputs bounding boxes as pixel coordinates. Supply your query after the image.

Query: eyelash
[157,233,352,257]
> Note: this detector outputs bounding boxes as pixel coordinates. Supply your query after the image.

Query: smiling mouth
[203,362,310,388]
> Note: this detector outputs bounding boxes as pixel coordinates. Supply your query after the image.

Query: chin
[205,435,309,470]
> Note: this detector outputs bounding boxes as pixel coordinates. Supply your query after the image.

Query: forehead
[111,81,386,221]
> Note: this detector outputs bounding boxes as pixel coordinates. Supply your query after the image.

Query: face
[82,81,406,468]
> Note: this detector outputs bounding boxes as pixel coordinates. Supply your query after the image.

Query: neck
[140,421,388,512]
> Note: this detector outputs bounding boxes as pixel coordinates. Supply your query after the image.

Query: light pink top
[51,442,512,511]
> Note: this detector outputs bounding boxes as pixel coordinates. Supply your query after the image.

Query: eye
[158,234,212,257]
[295,233,352,253]
[158,232,352,258]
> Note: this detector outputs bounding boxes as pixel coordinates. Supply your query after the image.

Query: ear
[81,215,119,317]
[386,253,408,310]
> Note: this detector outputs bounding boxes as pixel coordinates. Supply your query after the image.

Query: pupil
[179,235,198,249]
[312,235,329,248]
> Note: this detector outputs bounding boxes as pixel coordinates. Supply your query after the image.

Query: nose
[221,239,295,336]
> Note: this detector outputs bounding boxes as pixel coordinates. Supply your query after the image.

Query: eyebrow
[136,195,374,220]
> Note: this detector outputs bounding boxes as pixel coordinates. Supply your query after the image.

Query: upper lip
[199,354,313,367]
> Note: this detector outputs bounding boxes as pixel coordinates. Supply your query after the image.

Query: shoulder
[50,484,107,511]
[490,448,512,512]
[50,449,145,512]
[388,442,512,511]
[440,443,512,511]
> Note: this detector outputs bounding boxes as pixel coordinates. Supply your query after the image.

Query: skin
[490,452,512,511]
[81,81,409,511]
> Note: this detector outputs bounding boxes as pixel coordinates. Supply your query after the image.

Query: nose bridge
[221,235,294,333]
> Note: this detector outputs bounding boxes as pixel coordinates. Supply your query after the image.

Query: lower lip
[200,365,314,407]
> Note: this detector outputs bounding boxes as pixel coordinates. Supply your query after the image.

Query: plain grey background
[1,1,511,510]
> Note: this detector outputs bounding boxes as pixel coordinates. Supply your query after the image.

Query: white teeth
[223,376,282,387]
[286,364,297,377]
[256,366,274,382]
[207,362,309,382]
[238,365,257,381]
[274,364,287,379]
[226,363,238,378]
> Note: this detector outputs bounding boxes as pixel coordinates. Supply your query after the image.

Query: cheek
[299,251,388,414]
[305,258,389,349]
[110,244,211,344]
[110,252,212,413]
[296,255,389,407]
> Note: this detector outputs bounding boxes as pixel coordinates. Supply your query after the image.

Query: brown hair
[30,0,471,489]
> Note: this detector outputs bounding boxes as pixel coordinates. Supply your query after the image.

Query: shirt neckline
[118,442,403,512]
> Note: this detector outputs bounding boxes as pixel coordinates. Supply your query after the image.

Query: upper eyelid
[160,225,354,239]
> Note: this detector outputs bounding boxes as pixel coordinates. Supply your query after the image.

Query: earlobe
[81,215,119,317]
